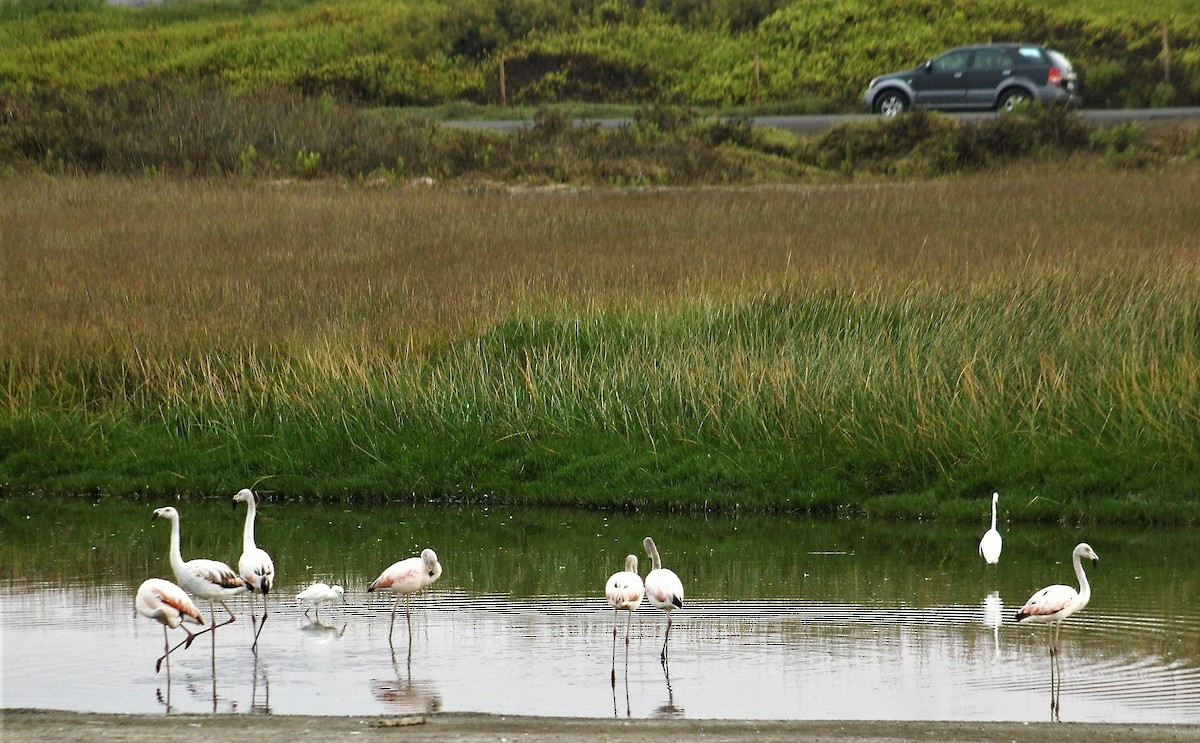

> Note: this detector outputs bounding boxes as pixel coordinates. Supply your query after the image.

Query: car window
[972,50,1012,70]
[1017,47,1045,63]
[931,50,970,72]
[1047,50,1072,70]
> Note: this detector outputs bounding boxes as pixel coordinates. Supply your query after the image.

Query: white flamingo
[151,506,248,658]
[135,578,205,675]
[233,488,275,652]
[297,582,345,621]
[643,536,684,661]
[605,554,645,685]
[368,548,443,643]
[1015,542,1099,655]
[979,491,1002,565]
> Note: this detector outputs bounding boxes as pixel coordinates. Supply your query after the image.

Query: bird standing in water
[151,506,248,660]
[233,488,275,653]
[979,491,1002,565]
[135,578,205,675]
[368,548,443,644]
[297,582,345,622]
[643,536,684,662]
[1015,542,1099,654]
[605,554,645,685]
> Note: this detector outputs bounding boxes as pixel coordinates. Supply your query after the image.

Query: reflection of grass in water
[2,170,1200,520]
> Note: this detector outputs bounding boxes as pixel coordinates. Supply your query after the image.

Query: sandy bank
[5,709,1200,743]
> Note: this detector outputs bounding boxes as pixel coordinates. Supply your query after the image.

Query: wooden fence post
[1162,24,1171,85]
[500,56,507,107]
[754,42,761,107]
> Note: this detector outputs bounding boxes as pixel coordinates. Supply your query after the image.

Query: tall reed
[2,168,1199,519]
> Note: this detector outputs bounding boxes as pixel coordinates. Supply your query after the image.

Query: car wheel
[873,90,909,117]
[998,89,1030,112]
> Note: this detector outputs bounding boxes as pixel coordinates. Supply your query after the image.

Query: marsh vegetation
[3,166,1198,520]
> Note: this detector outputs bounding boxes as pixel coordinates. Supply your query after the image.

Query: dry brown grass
[5,166,1199,359]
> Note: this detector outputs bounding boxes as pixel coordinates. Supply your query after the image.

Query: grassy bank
[3,168,1199,522]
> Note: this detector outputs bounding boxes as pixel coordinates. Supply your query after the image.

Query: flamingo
[151,506,248,659]
[1015,542,1099,655]
[368,548,443,643]
[979,491,1002,565]
[297,582,345,621]
[605,554,645,685]
[643,536,684,661]
[233,488,275,652]
[135,578,205,675]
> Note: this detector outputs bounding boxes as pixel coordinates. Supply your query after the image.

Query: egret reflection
[982,590,1003,660]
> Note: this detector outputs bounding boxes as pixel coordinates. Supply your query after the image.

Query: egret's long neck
[167,516,186,575]
[1073,550,1091,604]
[242,500,257,551]
[990,499,997,531]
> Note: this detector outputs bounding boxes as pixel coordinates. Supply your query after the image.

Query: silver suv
[863,43,1081,116]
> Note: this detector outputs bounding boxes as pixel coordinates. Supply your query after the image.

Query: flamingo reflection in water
[1015,542,1099,721]
[373,642,442,716]
[250,653,271,714]
[652,656,685,719]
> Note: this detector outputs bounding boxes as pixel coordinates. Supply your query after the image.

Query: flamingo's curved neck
[167,515,186,575]
[625,555,638,573]
[1073,549,1091,605]
[647,543,662,571]
[242,499,258,552]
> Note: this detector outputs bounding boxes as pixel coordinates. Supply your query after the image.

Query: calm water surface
[1,496,1198,722]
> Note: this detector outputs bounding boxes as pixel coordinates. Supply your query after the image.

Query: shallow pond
[1,496,1198,722]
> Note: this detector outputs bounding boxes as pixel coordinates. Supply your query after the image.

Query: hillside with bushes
[1,0,1196,111]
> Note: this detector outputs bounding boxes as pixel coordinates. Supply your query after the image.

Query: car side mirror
[923,60,933,72]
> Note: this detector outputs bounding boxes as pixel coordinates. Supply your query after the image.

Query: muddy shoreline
[5,709,1200,742]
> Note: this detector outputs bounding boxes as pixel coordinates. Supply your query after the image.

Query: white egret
[979,491,1002,565]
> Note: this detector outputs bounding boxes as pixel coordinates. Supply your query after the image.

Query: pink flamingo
[1015,542,1099,655]
[605,554,644,685]
[151,506,248,659]
[135,578,205,675]
[233,488,275,653]
[368,548,443,643]
[643,536,684,661]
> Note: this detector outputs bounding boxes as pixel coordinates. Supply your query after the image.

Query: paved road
[445,108,1200,134]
